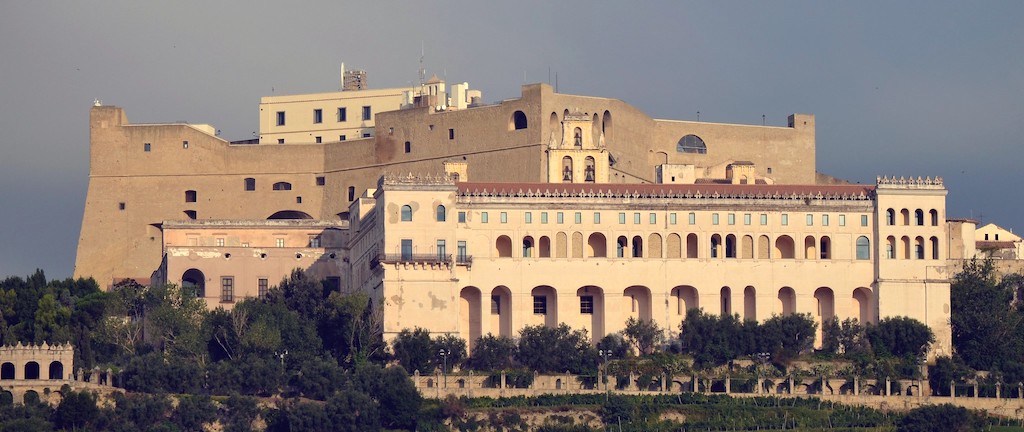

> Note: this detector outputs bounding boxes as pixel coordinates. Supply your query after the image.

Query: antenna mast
[418,42,426,87]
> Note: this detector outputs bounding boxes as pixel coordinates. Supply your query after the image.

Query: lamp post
[439,348,451,388]
[275,350,288,368]
[756,352,770,393]
[598,349,612,401]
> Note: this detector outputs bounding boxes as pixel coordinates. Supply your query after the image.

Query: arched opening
[820,236,831,259]
[460,287,482,352]
[496,235,512,258]
[539,236,551,258]
[244,178,256,191]
[584,156,596,182]
[48,361,63,380]
[648,233,663,258]
[577,286,605,343]
[741,235,754,259]
[272,181,292,191]
[724,234,737,258]
[775,236,795,259]
[573,127,582,147]
[672,286,699,316]
[587,233,607,258]
[556,232,568,258]
[23,390,39,405]
[616,236,628,258]
[562,156,573,182]
[491,286,512,337]
[571,232,584,258]
[555,378,562,389]
[857,236,871,260]
[901,236,911,259]
[267,210,313,220]
[624,286,653,321]
[602,110,612,141]
[758,235,770,259]
[930,209,939,226]
[900,209,910,226]
[401,205,413,221]
[686,233,699,258]
[931,236,940,259]
[666,233,681,258]
[852,287,874,324]
[778,287,796,316]
[677,134,707,154]
[915,209,924,226]
[814,287,836,347]
[804,236,817,260]
[550,112,559,130]
[523,236,534,258]
[182,268,206,298]
[511,111,528,130]
[710,234,722,258]
[720,287,732,317]
[886,236,896,259]
[743,286,756,321]
[0,391,11,405]
[531,286,559,328]
[886,208,895,226]
[631,236,643,258]
[24,362,39,380]
[0,363,13,380]
[915,236,925,259]
[436,205,446,222]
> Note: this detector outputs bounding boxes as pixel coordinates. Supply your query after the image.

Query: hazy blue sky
[1,2,1021,280]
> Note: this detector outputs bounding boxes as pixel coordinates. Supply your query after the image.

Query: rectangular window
[574,212,582,224]
[144,143,151,152]
[458,211,466,223]
[823,214,830,226]
[275,238,285,248]
[594,212,601,224]
[309,236,321,248]
[316,176,325,186]
[760,214,768,225]
[401,239,413,260]
[712,213,720,225]
[744,214,752,225]
[258,278,268,299]
[619,213,626,224]
[491,296,501,314]
[361,106,371,121]
[337,107,347,122]
[688,212,696,224]
[650,213,657,224]
[728,214,736,225]
[500,212,508,223]
[670,213,678,225]
[347,186,355,201]
[634,213,641,224]
[806,214,814,226]
[276,111,285,126]
[216,238,225,247]
[436,239,446,261]
[278,138,285,144]
[221,277,234,303]
[557,212,564,224]
[457,241,467,262]
[183,140,188,149]
[339,135,346,141]
[541,212,548,224]
[862,215,869,227]
[315,136,322,143]
[525,212,532,224]
[448,128,455,140]
[313,109,323,124]
[481,212,489,223]
[781,214,789,226]
[362,132,371,138]
[838,214,846,226]
[533,296,547,314]
[580,296,594,314]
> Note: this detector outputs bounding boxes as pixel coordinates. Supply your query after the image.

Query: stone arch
[820,236,831,259]
[267,210,313,220]
[686,233,698,258]
[556,232,568,258]
[561,156,573,182]
[743,286,756,321]
[523,236,535,258]
[48,361,63,380]
[931,236,940,259]
[720,287,732,316]
[856,236,871,260]
[602,110,612,140]
[915,209,924,226]
[775,235,795,259]
[804,236,817,259]
[401,205,413,221]
[532,286,559,328]
[272,181,292,191]
[0,363,13,380]
[23,390,39,405]
[539,236,551,258]
[573,127,582,147]
[778,287,796,316]
[510,110,528,130]
[666,233,682,258]
[584,156,596,182]
[930,209,939,226]
[724,234,737,258]
[631,235,643,258]
[616,236,628,258]
[901,236,911,259]
[886,236,896,259]
[182,268,206,297]
[24,361,39,380]
[915,236,925,259]
[741,235,754,259]
[648,233,663,258]
[550,111,559,130]
[758,235,770,259]
[571,232,584,258]
[886,208,896,225]
[677,134,707,154]
[577,286,605,343]
[460,286,483,351]
[900,208,910,226]
[672,285,699,316]
[491,286,512,337]
[814,287,836,346]
[624,286,653,321]
[852,287,874,324]
[496,235,512,258]
[710,234,722,258]
[587,232,607,258]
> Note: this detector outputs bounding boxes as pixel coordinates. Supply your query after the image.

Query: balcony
[372,253,474,268]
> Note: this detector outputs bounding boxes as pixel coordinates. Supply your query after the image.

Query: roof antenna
[418,41,426,86]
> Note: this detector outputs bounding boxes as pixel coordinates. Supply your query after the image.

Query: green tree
[928,356,973,396]
[516,324,597,374]
[622,317,664,356]
[169,395,217,431]
[33,293,71,344]
[678,309,744,368]
[757,313,817,364]
[897,404,984,432]
[951,259,1021,370]
[866,316,935,360]
[324,389,381,432]
[145,283,209,363]
[468,335,517,371]
[392,327,434,373]
[432,334,467,372]
[51,388,98,430]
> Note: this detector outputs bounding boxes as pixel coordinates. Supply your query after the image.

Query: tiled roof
[456,182,875,201]
[976,241,1016,249]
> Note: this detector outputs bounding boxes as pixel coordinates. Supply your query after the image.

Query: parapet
[876,176,945,190]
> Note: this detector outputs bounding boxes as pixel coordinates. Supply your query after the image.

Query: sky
[0,1,1022,280]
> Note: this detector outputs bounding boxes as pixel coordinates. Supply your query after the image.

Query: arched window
[886,208,895,226]
[511,111,528,130]
[496,236,512,258]
[617,236,627,258]
[915,236,925,259]
[930,236,940,259]
[711,234,722,258]
[523,236,534,258]
[820,236,831,259]
[562,156,573,182]
[436,205,446,222]
[584,156,596,183]
[725,235,737,258]
[401,205,413,221]
[901,209,910,225]
[677,134,707,154]
[272,182,292,191]
[573,127,582,147]
[48,361,63,380]
[631,236,643,258]
[244,178,256,191]
[185,190,197,203]
[886,236,896,259]
[930,209,939,226]
[915,209,924,226]
[856,236,870,260]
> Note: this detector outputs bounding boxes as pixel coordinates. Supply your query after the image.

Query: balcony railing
[373,253,474,267]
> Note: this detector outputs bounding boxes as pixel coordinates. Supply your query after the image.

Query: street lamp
[755,352,770,393]
[598,349,612,400]
[439,348,451,388]
[275,350,288,368]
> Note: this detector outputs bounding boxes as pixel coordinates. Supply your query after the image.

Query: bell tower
[546,110,609,184]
